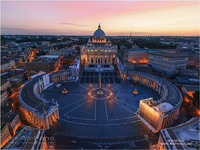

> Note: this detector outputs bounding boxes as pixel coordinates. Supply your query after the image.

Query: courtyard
[42,79,160,139]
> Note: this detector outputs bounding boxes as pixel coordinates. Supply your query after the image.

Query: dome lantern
[98,23,101,29]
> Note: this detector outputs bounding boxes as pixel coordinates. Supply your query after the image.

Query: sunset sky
[1,1,200,36]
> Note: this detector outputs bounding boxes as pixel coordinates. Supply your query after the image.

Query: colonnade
[125,73,165,99]
[81,54,116,64]
[52,73,71,83]
[122,71,181,131]
[162,108,179,128]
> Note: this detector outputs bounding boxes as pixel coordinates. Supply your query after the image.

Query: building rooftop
[39,55,59,59]
[128,49,156,52]
[149,51,188,58]
[161,117,200,150]
[156,103,173,113]
[3,125,45,150]
[1,123,7,130]
[182,84,199,92]
[2,110,18,124]
[29,55,60,63]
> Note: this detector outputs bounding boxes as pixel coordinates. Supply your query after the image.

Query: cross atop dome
[98,23,101,29]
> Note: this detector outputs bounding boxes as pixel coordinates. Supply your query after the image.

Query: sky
[1,1,200,36]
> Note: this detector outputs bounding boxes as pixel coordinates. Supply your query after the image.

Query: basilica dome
[93,24,105,37]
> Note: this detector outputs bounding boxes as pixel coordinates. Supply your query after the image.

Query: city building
[25,55,60,73]
[2,125,47,150]
[177,69,198,78]
[49,48,76,57]
[148,52,188,77]
[187,53,199,68]
[69,57,80,79]
[80,24,117,71]
[1,90,9,105]
[157,117,199,150]
[1,59,15,73]
[2,110,22,136]
[128,50,150,64]
[137,99,177,133]
[62,56,75,66]
[1,123,12,148]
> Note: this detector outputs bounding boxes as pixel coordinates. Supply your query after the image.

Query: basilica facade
[80,24,117,71]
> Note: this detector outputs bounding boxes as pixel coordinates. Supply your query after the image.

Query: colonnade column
[48,115,52,126]
[158,86,161,94]
[85,55,87,64]
[56,109,60,119]
[53,111,57,121]
[42,116,49,129]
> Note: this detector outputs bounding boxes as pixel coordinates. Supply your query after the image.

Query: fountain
[62,88,68,94]
[133,89,139,95]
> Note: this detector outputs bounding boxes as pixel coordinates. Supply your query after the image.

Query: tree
[7,87,12,97]
[75,46,80,54]
[193,90,199,106]
[36,51,47,56]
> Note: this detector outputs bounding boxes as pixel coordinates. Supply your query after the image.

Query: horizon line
[2,34,200,37]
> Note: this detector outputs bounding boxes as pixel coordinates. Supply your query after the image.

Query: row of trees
[111,38,177,49]
[134,38,177,49]
[193,90,199,107]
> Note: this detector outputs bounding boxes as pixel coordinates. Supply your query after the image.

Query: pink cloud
[1,1,199,35]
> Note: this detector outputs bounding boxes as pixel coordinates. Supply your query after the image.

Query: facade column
[48,115,52,126]
[46,117,49,129]
[42,116,49,129]
[95,55,97,63]
[85,55,87,64]
[56,109,60,119]
[53,111,57,121]
[42,118,45,129]
[93,55,95,64]
[90,55,92,63]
